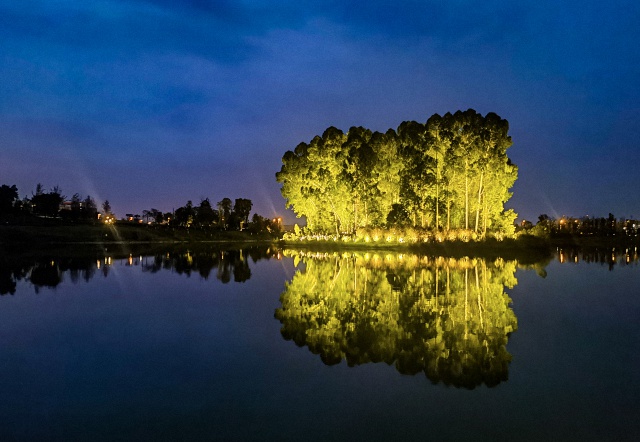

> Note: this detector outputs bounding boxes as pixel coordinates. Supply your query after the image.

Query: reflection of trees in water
[0,257,98,294]
[141,248,272,283]
[275,251,519,389]
[557,246,639,270]
[0,247,278,294]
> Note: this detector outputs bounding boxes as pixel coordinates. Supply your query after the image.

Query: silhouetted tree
[233,198,252,230]
[0,184,19,216]
[31,186,64,217]
[151,209,164,224]
[196,198,217,226]
[82,195,98,220]
[70,193,82,220]
[174,200,194,227]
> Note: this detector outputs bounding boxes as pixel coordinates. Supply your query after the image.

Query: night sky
[2,1,639,223]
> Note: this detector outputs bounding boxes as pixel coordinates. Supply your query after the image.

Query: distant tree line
[276,109,518,238]
[159,197,280,233]
[0,183,98,221]
[0,183,280,234]
[522,213,640,238]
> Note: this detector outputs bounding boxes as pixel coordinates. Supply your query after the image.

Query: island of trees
[277,109,518,241]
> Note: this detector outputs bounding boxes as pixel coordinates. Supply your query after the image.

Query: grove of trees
[167,197,278,233]
[276,109,518,238]
[0,183,98,221]
[0,183,280,236]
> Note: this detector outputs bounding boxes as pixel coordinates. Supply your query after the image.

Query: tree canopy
[276,110,517,237]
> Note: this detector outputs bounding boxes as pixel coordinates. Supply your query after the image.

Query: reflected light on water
[276,250,520,389]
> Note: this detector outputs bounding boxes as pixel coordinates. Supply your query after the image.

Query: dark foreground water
[0,247,638,441]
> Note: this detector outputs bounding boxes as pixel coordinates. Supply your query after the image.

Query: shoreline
[2,224,636,261]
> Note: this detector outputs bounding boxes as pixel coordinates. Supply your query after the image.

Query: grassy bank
[3,223,635,263]
[280,233,638,264]
[0,223,278,250]
[280,235,554,264]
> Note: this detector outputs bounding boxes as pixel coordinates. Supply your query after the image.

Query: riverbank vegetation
[0,182,282,244]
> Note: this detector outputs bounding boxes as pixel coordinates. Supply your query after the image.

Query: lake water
[1,246,639,441]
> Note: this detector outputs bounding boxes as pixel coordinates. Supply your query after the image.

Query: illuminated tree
[342,126,377,231]
[276,110,517,237]
[277,127,350,234]
[370,130,403,226]
[397,120,436,228]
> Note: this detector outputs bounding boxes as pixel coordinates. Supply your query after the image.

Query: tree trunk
[446,176,451,230]
[465,161,469,230]
[435,151,439,230]
[474,171,484,232]
[353,199,357,234]
[364,200,368,228]
[330,201,340,236]
[483,191,487,235]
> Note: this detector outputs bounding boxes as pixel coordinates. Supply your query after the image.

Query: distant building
[59,201,85,211]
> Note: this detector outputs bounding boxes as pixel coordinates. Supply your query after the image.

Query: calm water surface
[0,247,638,441]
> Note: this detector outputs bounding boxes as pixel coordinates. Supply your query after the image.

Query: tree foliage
[31,185,65,217]
[276,109,517,236]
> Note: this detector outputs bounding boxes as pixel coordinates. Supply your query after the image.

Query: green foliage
[276,109,518,237]
[275,251,519,388]
[386,203,411,227]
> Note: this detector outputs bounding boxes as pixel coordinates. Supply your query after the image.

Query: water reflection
[0,246,280,295]
[276,251,519,389]
[556,246,639,270]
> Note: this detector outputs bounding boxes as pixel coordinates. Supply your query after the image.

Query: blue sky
[1,0,639,222]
